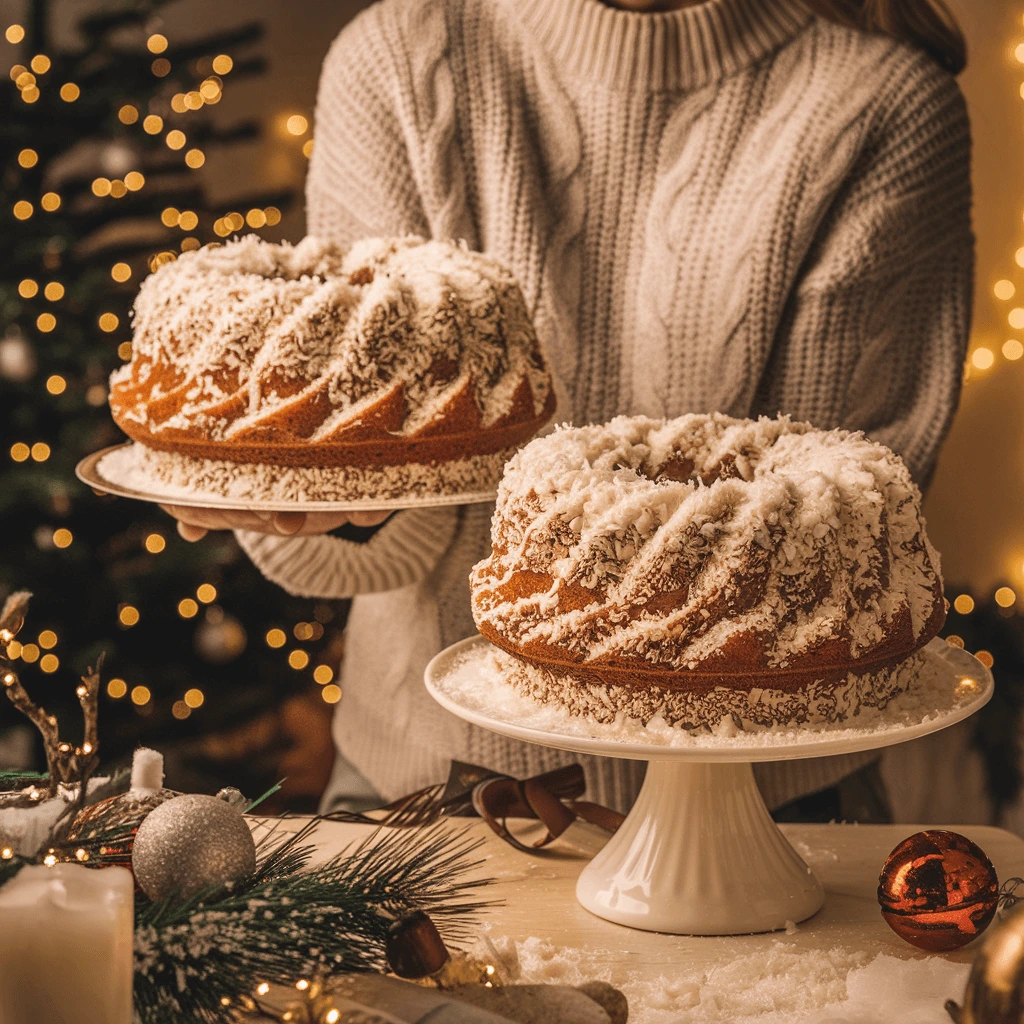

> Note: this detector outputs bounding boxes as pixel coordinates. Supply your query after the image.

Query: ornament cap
[130,747,165,794]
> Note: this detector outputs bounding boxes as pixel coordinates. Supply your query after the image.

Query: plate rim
[424,635,993,763]
[76,443,498,513]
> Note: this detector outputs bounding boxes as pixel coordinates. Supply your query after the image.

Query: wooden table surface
[296,817,1024,980]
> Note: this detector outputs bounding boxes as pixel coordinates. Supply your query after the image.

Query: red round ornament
[877,830,999,952]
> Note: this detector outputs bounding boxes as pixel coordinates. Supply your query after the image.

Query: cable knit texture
[240,0,973,812]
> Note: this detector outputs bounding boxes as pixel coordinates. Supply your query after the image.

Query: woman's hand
[159,504,392,542]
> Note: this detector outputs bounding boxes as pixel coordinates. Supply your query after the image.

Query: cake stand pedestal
[424,637,992,936]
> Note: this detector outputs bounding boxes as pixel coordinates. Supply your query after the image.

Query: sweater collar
[513,0,813,92]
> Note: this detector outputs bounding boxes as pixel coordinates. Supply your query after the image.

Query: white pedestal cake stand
[424,636,993,936]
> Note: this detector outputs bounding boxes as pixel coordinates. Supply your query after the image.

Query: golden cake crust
[470,414,946,724]
[109,235,555,473]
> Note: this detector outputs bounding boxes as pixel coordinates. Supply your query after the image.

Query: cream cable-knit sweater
[239,0,973,813]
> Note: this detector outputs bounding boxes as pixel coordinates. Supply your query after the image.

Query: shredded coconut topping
[471,414,943,675]
[110,234,552,445]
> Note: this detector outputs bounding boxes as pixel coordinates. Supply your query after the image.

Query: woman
[164,0,972,817]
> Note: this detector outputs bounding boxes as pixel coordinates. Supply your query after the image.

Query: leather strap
[324,760,624,853]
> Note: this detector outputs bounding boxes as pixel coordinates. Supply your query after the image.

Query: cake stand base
[577,759,822,934]
[424,635,992,936]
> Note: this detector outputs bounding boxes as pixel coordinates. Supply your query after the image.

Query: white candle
[0,864,133,1024]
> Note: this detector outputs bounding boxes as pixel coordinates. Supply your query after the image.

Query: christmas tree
[0,0,341,809]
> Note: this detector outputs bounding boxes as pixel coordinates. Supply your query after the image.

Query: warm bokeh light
[1009,307,1024,329]
[18,279,38,298]
[118,104,139,125]
[1003,339,1024,360]
[117,342,133,360]
[166,129,186,150]
[43,281,64,301]
[212,54,233,75]
[37,631,57,650]
[13,201,33,220]
[52,528,72,549]
[184,688,204,709]
[145,533,166,554]
[31,442,50,462]
[10,443,30,463]
[143,114,163,135]
[130,685,151,706]
[172,701,191,720]
[46,376,66,395]
[185,148,205,168]
[109,179,127,198]
[321,684,342,704]
[17,148,37,168]
[39,654,59,674]
[953,594,975,614]
[303,139,314,159]
[151,58,171,77]
[124,170,145,191]
[246,208,267,228]
[293,622,314,641]
[178,598,198,618]
[181,237,200,252]
[20,644,39,664]
[196,583,217,604]
[288,650,310,670]
[92,177,112,197]
[1016,42,1024,63]
[995,586,1017,608]
[111,262,132,282]
[286,114,308,136]
[29,54,50,74]
[59,82,79,102]
[161,207,180,227]
[147,33,168,53]
[98,312,119,332]
[178,210,198,231]
[107,678,127,699]
[975,650,995,669]
[995,279,1016,300]
[40,192,60,212]
[5,25,25,43]
[971,347,995,370]
[946,634,965,648]
[149,251,176,272]
[266,628,286,648]
[265,206,282,226]
[36,313,56,333]
[313,665,334,685]
[119,605,140,626]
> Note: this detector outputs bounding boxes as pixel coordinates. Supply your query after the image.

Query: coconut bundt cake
[470,413,946,728]
[108,235,555,501]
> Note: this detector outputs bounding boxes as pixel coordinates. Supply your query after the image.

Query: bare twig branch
[0,591,33,645]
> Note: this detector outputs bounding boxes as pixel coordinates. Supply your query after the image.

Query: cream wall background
[928,0,1024,599]
[3,0,1020,598]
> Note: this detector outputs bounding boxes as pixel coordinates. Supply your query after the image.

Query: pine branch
[131,821,496,1024]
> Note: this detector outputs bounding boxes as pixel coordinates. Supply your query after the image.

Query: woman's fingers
[158,504,395,537]
[348,510,393,527]
[176,521,209,543]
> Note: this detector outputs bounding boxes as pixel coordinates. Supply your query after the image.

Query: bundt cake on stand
[424,413,992,935]
[87,235,555,508]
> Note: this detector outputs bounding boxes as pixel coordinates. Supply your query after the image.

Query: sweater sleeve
[235,507,460,599]
[236,7,456,600]
[757,56,973,487]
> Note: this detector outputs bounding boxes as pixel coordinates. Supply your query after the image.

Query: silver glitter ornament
[131,793,256,901]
